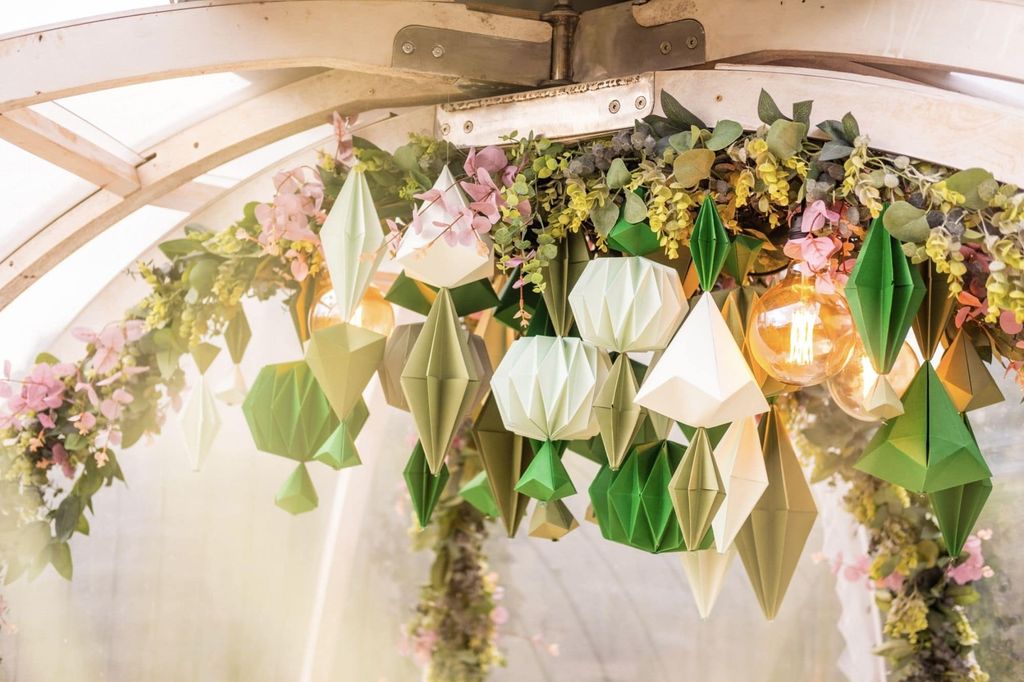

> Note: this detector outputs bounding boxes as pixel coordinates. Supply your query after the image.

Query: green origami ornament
[723,234,764,284]
[386,272,501,317]
[515,440,575,501]
[224,309,252,364]
[312,398,368,470]
[401,287,481,474]
[305,322,386,422]
[912,261,954,360]
[608,218,661,256]
[191,342,220,375]
[404,442,450,528]
[678,422,730,449]
[855,364,991,493]
[459,471,499,518]
[472,392,534,537]
[929,478,992,557]
[669,427,727,550]
[275,463,319,515]
[690,195,731,292]
[845,209,926,374]
[594,354,645,470]
[540,230,590,336]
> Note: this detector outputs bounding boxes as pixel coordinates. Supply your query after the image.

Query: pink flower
[255,168,324,253]
[332,112,358,169]
[463,146,508,177]
[490,606,510,625]
[948,534,992,584]
[74,411,97,434]
[784,235,839,272]
[2,362,72,428]
[878,571,905,592]
[800,200,840,233]
[51,442,74,478]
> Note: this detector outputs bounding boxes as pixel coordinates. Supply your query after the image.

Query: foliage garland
[2,91,1021,679]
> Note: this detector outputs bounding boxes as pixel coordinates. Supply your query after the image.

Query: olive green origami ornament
[472,392,533,537]
[690,195,732,292]
[722,234,764,284]
[224,309,252,365]
[669,427,727,550]
[912,261,954,360]
[305,321,386,423]
[855,364,991,493]
[539,229,590,336]
[404,442,450,528]
[515,440,575,501]
[459,471,499,518]
[935,329,1004,413]
[593,354,645,471]
[528,500,579,541]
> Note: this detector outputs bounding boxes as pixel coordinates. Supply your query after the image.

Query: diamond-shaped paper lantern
[216,365,248,406]
[636,292,769,428]
[305,322,386,422]
[224,309,252,365]
[385,272,500,317]
[929,478,992,557]
[935,329,1004,412]
[321,169,385,321]
[394,166,493,288]
[670,427,726,550]
[467,333,493,415]
[275,463,319,515]
[855,364,991,493]
[401,288,480,474]
[490,336,609,441]
[681,546,736,619]
[313,398,367,471]
[690,195,731,291]
[722,234,764,284]
[608,218,660,256]
[734,406,817,620]
[472,392,534,537]
[191,342,220,375]
[569,256,687,353]
[913,261,954,360]
[845,209,926,374]
[593,354,645,470]
[710,417,768,552]
[515,440,575,501]
[528,500,579,540]
[378,323,423,411]
[404,442,450,528]
[180,375,220,471]
[541,230,590,336]
[459,471,499,517]
[242,361,339,460]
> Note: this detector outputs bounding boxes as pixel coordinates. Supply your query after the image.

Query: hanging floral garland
[2,92,1021,680]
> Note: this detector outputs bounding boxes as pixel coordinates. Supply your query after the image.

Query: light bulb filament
[861,356,879,400]
[787,303,819,366]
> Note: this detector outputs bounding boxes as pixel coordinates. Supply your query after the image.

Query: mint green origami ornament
[929,478,992,557]
[275,463,319,515]
[690,195,731,291]
[459,471,499,518]
[404,442,450,528]
[515,440,575,501]
[312,398,368,470]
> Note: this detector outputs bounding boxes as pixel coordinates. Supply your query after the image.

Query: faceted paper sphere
[568,256,687,352]
[747,274,856,386]
[827,337,919,422]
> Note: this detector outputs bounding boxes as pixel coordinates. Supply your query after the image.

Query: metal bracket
[392,26,550,87]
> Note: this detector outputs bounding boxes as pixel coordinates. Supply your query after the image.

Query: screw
[608,99,620,113]
[431,45,445,58]
[635,96,647,110]
[686,36,699,49]
[440,123,451,136]
[401,41,415,55]
[463,120,474,133]
[659,41,672,55]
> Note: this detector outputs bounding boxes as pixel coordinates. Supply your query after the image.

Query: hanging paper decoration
[394,165,493,288]
[912,261,954,361]
[827,336,918,422]
[467,333,494,416]
[305,322,386,421]
[378,323,423,411]
[320,169,386,321]
[528,500,579,541]
[215,364,248,406]
[490,335,609,441]
[471,308,516,370]
[855,364,991,493]
[472,392,534,537]
[386,272,501,318]
[690,195,732,291]
[669,427,726,550]
[401,288,481,474]
[723,234,764,284]
[592,355,644,470]
[734,406,818,620]
[312,398,368,470]
[608,216,660,256]
[191,342,220,375]
[710,417,768,552]
[180,374,220,471]
[636,292,769,428]
[404,442,450,528]
[680,546,737,619]
[275,462,319,515]
[515,440,575,501]
[717,286,794,399]
[540,230,590,336]
[568,256,688,353]
[242,361,339,459]
[935,329,1004,413]
[289,274,318,344]
[459,471,499,517]
[929,478,993,557]
[224,310,252,365]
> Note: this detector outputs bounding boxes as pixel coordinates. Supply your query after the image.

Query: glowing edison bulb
[827,336,919,422]
[747,274,856,386]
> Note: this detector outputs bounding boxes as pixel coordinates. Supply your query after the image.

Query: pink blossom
[464,146,508,177]
[74,411,97,434]
[948,535,992,584]
[800,200,840,233]
[38,412,55,429]
[51,443,74,478]
[95,449,109,467]
[332,112,358,169]
[490,606,510,625]
[76,381,100,407]
[1,362,71,428]
[784,235,839,272]
[878,571,905,592]
[255,168,324,253]
[413,188,448,215]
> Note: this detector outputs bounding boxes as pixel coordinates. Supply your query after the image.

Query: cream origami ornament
[635,292,770,427]
[680,546,737,619]
[490,336,610,441]
[394,166,493,288]
[215,364,248,406]
[180,375,221,471]
[710,416,769,552]
[320,169,386,321]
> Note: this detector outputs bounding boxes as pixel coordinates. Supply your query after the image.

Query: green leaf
[591,201,619,237]
[842,112,860,142]
[186,258,220,297]
[55,494,84,542]
[819,141,854,161]
[766,119,807,160]
[661,91,706,130]
[667,131,693,152]
[705,120,743,151]
[623,192,648,224]
[34,352,60,365]
[945,168,995,210]
[76,512,90,536]
[606,158,631,189]
[816,119,849,144]
[791,100,813,126]
[757,89,788,125]
[158,238,207,259]
[392,143,421,172]
[883,201,931,243]
[672,148,716,188]
[51,542,73,580]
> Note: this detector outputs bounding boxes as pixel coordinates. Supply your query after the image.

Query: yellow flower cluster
[924,228,967,294]
[883,592,930,645]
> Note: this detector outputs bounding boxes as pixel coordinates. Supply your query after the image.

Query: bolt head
[608,99,621,114]
[463,120,474,133]
[686,36,699,49]
[431,45,445,58]
[634,96,647,110]
[659,41,672,55]
[401,41,415,55]
[440,123,451,136]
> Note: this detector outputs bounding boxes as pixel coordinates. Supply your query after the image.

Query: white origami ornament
[635,292,769,427]
[680,546,737,619]
[180,376,221,471]
[568,256,687,352]
[490,336,610,441]
[320,169,386,321]
[215,365,248,406]
[710,417,769,552]
[394,166,493,288]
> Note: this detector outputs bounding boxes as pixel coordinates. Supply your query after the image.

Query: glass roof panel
[0,0,163,37]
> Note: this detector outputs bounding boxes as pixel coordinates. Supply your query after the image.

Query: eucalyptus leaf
[706,120,743,151]
[34,352,60,365]
[883,201,931,242]
[392,143,422,172]
[842,112,860,142]
[766,119,807,160]
[606,158,631,189]
[591,201,620,237]
[819,141,854,161]
[672,148,716,188]
[623,191,648,224]
[51,542,73,580]
[668,131,693,152]
[55,495,84,542]
[660,91,706,130]
[757,89,788,125]
[945,168,995,210]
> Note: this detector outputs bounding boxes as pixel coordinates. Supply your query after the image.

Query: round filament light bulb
[827,337,919,422]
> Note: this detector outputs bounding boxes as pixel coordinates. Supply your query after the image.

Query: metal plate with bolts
[436,74,655,146]
[572,4,706,82]
[392,26,549,87]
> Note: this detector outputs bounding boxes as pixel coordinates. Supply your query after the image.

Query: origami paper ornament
[401,288,481,474]
[528,500,579,540]
[493,266,539,329]
[490,335,609,441]
[935,329,1004,413]
[635,292,769,428]
[912,261,954,360]
[690,195,732,291]
[471,309,516,370]
[845,210,926,374]
[394,166,493,288]
[378,323,423,411]
[191,342,220,375]
[710,417,768,552]
[540,230,590,336]
[862,375,905,420]
[385,272,500,317]
[608,217,660,256]
[321,170,385,320]
[472,392,534,537]
[569,256,687,353]
[459,471,499,517]
[224,309,252,365]
[525,297,556,337]
[289,274,318,344]
[515,440,576,501]
[312,398,368,470]
[855,364,991,493]
[670,427,727,550]
[275,463,319,515]
[680,545,737,619]
[404,442,450,528]
[242,361,339,460]
[593,355,645,470]
[180,375,220,471]
[929,478,992,556]
[723,234,764,284]
[305,322,386,421]
[584,503,598,524]
[734,406,817,620]
[678,421,729,449]
[215,364,248,406]
[467,333,494,415]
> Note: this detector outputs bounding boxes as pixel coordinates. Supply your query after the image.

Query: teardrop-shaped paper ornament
[540,230,590,336]
[912,261,954,360]
[680,545,737,619]
[180,375,220,471]
[710,416,768,552]
[593,354,645,470]
[305,322,386,421]
[690,196,731,291]
[404,442,450,528]
[459,471,499,517]
[378,323,423,411]
[515,440,576,501]
[275,463,319,515]
[224,309,252,365]
[670,427,727,550]
[472,392,533,537]
[215,364,248,406]
[312,399,367,471]
[935,329,1004,412]
[723,234,764,284]
[528,500,579,540]
[929,478,992,557]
